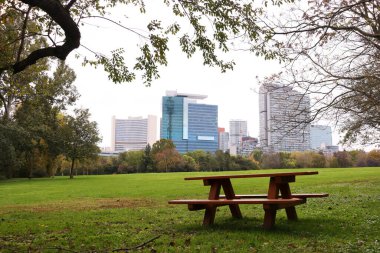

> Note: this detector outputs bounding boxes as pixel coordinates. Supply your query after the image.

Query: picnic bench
[168,171,328,229]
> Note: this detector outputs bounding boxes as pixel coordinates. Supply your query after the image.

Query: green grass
[0,168,379,252]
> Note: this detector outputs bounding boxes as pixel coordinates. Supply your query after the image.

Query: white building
[229,120,248,146]
[111,115,157,152]
[259,84,311,152]
[310,125,333,150]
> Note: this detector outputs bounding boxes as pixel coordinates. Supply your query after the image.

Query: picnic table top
[184,171,318,180]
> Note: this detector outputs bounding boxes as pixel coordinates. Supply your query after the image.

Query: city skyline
[107,89,337,154]
[66,19,283,149]
[67,46,340,151]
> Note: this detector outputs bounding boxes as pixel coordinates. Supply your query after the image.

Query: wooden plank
[219,193,329,199]
[184,171,318,181]
[168,198,304,205]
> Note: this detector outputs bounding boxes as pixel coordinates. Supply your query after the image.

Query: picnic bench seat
[169,197,306,210]
[219,193,329,199]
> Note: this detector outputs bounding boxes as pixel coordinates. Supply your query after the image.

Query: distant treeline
[2,138,379,179]
[62,139,259,176]
[62,141,380,177]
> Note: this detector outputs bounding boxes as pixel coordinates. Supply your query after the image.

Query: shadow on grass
[173,216,347,238]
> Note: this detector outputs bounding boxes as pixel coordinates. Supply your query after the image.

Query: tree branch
[81,15,149,39]
[16,6,32,63]
[112,235,161,252]
[65,0,77,10]
[12,0,81,74]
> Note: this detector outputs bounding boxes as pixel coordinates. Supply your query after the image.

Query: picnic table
[169,171,328,229]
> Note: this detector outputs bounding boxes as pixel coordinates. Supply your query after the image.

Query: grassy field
[0,168,379,252]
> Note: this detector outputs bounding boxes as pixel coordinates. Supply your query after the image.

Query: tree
[310,152,326,168]
[231,155,258,170]
[151,139,182,172]
[118,150,144,173]
[215,150,227,171]
[0,122,29,178]
[250,149,263,164]
[279,152,296,169]
[186,150,214,171]
[0,8,78,122]
[12,63,77,176]
[182,154,197,171]
[366,150,380,167]
[0,0,288,85]
[259,0,380,145]
[61,108,101,179]
[334,151,352,168]
[261,152,281,169]
[141,144,154,172]
[154,148,183,172]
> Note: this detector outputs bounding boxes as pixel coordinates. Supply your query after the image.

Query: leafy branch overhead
[0,0,288,85]
[257,0,380,145]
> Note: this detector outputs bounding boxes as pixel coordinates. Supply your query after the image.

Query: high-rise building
[161,90,218,153]
[229,120,248,147]
[241,136,259,156]
[218,128,229,152]
[310,125,333,150]
[111,115,157,152]
[259,84,311,152]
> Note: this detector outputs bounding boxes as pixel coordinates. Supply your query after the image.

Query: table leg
[263,206,277,230]
[203,181,221,225]
[221,179,243,219]
[267,178,280,199]
[262,178,280,229]
[279,183,298,221]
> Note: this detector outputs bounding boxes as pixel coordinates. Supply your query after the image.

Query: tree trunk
[46,156,54,177]
[69,158,75,179]
[28,154,33,179]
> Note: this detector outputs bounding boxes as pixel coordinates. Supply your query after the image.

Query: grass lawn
[0,167,379,252]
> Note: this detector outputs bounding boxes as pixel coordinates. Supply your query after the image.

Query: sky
[67,46,283,148]
[65,3,341,149]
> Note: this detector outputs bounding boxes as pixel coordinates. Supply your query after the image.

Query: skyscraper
[111,115,157,152]
[310,125,333,149]
[218,128,229,152]
[161,91,218,153]
[259,84,311,152]
[229,120,248,146]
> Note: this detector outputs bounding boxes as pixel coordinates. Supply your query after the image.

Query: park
[1,1,380,252]
[1,167,379,252]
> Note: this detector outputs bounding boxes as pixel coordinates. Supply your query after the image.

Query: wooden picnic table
[169,171,328,229]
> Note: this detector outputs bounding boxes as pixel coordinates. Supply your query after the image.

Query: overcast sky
[67,47,284,148]
[65,3,343,149]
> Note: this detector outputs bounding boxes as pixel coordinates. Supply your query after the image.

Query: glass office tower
[161,91,218,153]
